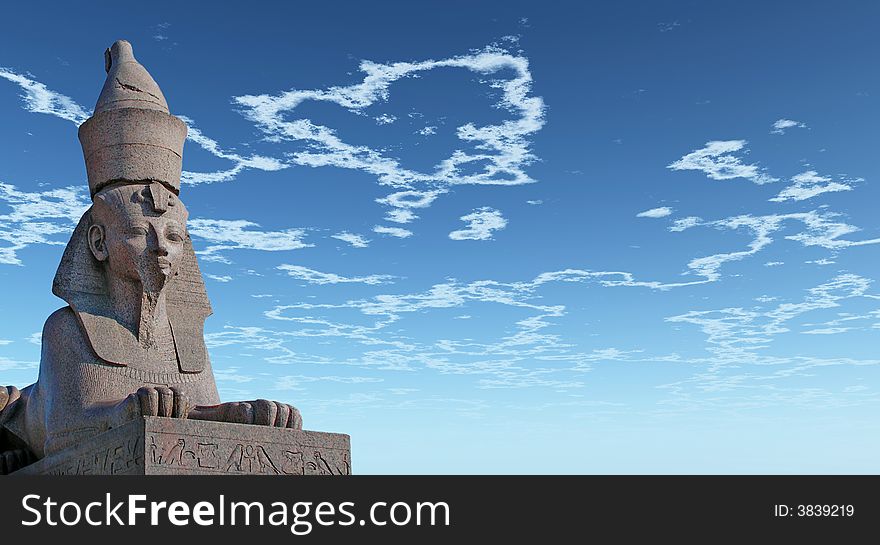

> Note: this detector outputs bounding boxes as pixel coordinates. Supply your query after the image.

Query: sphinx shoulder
[41,306,95,364]
[42,306,80,343]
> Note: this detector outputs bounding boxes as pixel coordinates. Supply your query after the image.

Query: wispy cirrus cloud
[769,170,858,202]
[277,264,394,285]
[0,181,90,265]
[636,206,673,218]
[384,209,417,224]
[770,118,807,135]
[670,210,880,283]
[177,116,287,184]
[274,374,384,391]
[668,140,777,184]
[372,225,413,238]
[449,207,507,241]
[187,218,312,263]
[0,66,90,124]
[233,44,545,231]
[667,274,875,362]
[331,231,370,248]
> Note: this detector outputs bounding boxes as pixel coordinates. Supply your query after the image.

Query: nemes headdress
[52,40,211,373]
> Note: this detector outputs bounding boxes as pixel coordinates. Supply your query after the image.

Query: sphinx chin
[138,257,176,295]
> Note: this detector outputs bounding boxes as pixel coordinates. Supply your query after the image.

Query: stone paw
[221,400,303,429]
[133,385,190,418]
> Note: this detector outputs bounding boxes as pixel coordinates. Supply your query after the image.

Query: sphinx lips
[157,257,173,274]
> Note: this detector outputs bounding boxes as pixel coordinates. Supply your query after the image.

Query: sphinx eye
[127,225,148,237]
[166,228,184,242]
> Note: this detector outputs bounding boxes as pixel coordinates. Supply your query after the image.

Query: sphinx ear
[88,224,108,262]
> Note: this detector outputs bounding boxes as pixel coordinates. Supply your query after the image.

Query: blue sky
[2,1,880,473]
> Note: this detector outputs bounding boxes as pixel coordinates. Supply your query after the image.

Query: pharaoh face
[88,182,188,294]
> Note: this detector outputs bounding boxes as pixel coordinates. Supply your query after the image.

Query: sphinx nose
[147,226,169,256]
[156,237,170,256]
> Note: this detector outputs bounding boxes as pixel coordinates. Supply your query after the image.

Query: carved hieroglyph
[0,41,337,475]
[13,418,351,476]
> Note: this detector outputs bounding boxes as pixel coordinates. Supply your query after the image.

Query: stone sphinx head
[89,182,188,296]
[52,40,210,372]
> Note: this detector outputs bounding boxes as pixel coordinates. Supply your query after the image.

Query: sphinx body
[0,41,301,474]
[0,182,301,474]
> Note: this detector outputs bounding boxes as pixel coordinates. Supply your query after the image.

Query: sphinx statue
[0,40,301,475]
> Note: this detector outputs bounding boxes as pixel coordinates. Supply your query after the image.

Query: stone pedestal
[11,417,351,475]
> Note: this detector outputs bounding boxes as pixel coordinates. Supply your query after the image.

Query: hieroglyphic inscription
[146,433,351,475]
[283,450,351,475]
[13,419,352,475]
[43,436,143,475]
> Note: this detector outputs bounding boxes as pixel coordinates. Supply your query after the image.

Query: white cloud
[233,45,545,224]
[801,327,852,335]
[764,261,784,267]
[658,21,681,32]
[187,219,312,262]
[666,274,874,362]
[213,367,255,383]
[0,356,37,371]
[277,264,394,285]
[384,209,417,224]
[374,114,396,125]
[636,206,672,218]
[669,216,702,232]
[526,199,543,205]
[205,274,232,282]
[771,118,807,135]
[449,207,508,241]
[0,182,90,265]
[177,116,288,185]
[806,258,836,266]
[254,268,691,387]
[331,231,370,248]
[784,211,880,249]
[769,171,857,202]
[372,225,413,238]
[662,210,880,284]
[417,126,436,135]
[0,67,90,124]
[667,140,777,184]
[274,375,384,390]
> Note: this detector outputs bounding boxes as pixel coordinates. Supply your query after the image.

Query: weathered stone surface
[0,40,335,475]
[79,108,187,197]
[12,418,351,476]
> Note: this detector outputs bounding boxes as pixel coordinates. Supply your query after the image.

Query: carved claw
[0,448,35,475]
[133,386,190,418]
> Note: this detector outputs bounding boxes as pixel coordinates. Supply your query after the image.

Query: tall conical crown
[78,40,187,198]
[95,40,169,114]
